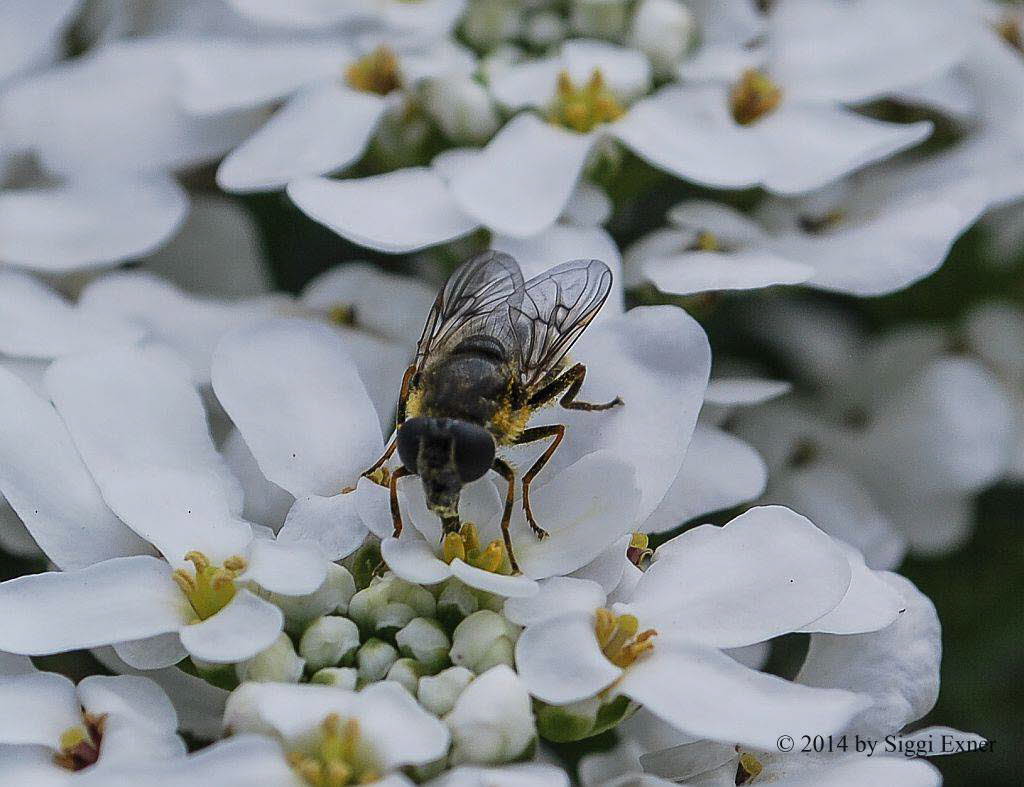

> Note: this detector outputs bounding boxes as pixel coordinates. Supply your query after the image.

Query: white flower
[0,346,331,668]
[0,0,82,86]
[627,0,695,77]
[733,298,1017,563]
[0,666,185,783]
[422,72,502,145]
[510,506,900,748]
[426,762,570,787]
[224,680,450,782]
[176,36,476,193]
[211,294,709,596]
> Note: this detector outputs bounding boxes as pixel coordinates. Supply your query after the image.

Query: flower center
[547,69,626,133]
[735,751,764,784]
[996,13,1023,55]
[172,551,248,621]
[729,69,783,126]
[442,522,512,574]
[797,209,845,234]
[626,532,652,567]
[594,608,657,668]
[345,46,402,96]
[54,713,105,771]
[329,304,359,328]
[687,231,721,252]
[288,715,380,787]
[786,438,818,469]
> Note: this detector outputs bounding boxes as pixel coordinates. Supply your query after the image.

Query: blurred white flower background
[1,1,1022,785]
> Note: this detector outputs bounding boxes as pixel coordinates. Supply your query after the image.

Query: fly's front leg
[528,362,623,411]
[359,364,417,487]
[513,425,566,540]
[491,457,520,574]
[389,465,412,538]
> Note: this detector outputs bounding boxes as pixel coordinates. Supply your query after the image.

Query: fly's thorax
[419,350,510,424]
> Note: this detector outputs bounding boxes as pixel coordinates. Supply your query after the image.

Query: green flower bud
[450,610,519,674]
[265,564,358,635]
[356,637,398,683]
[374,601,417,639]
[437,580,479,629]
[309,667,359,690]
[299,615,361,672]
[396,617,451,673]
[386,657,428,694]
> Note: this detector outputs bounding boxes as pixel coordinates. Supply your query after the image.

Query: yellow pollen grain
[442,522,512,575]
[345,46,402,96]
[738,751,764,783]
[729,69,783,126]
[547,68,626,133]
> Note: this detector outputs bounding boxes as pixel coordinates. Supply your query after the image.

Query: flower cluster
[1,1,1021,785]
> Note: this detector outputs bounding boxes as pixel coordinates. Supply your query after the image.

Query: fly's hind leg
[358,363,417,487]
[491,457,520,573]
[528,362,623,411]
[388,466,412,538]
[512,425,566,540]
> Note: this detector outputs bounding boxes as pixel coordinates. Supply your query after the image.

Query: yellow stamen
[173,551,248,621]
[53,714,105,771]
[289,715,379,787]
[996,14,1023,54]
[441,523,512,574]
[737,751,764,784]
[365,466,392,489]
[694,231,720,252]
[594,607,657,668]
[345,46,401,96]
[329,304,358,327]
[547,68,626,133]
[729,69,783,125]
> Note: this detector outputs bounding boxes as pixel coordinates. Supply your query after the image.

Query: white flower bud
[462,0,521,50]
[396,617,451,672]
[348,576,394,630]
[450,610,520,673]
[234,633,305,684]
[374,601,418,638]
[356,637,399,682]
[351,574,437,632]
[571,0,630,40]
[299,615,361,672]
[628,0,696,75]
[265,564,357,634]
[387,657,428,694]
[418,666,475,717]
[224,682,275,737]
[480,44,524,83]
[524,11,567,50]
[309,667,358,690]
[389,578,437,618]
[445,665,536,765]
[437,580,480,628]
[423,74,501,145]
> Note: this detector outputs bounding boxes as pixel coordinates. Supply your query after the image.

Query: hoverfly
[360,250,623,573]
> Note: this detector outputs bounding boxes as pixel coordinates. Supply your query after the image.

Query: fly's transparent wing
[414,251,525,371]
[512,259,613,388]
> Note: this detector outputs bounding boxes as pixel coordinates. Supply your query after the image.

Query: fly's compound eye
[451,421,496,483]
[397,417,431,474]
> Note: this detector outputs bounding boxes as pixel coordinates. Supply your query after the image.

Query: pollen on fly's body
[357,250,624,573]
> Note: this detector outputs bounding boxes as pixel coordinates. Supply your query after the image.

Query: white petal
[279,492,370,562]
[526,306,710,523]
[243,537,328,596]
[797,573,940,738]
[77,674,178,732]
[0,270,143,358]
[643,249,813,294]
[629,506,851,647]
[77,271,286,385]
[515,611,621,704]
[429,764,570,787]
[0,176,187,272]
[617,639,869,750]
[112,632,188,671]
[569,534,630,594]
[503,577,606,626]
[903,726,988,757]
[212,318,384,497]
[0,367,152,570]
[0,557,186,655]
[562,182,613,227]
[449,559,539,598]
[217,82,385,193]
[0,0,80,83]
[562,40,652,103]
[178,589,283,664]
[288,168,478,253]
[333,328,413,433]
[46,347,250,565]
[799,545,903,635]
[449,114,594,237]
[643,425,766,534]
[141,194,273,299]
[770,0,965,104]
[703,378,792,407]
[176,39,343,115]
[381,535,453,585]
[0,671,79,746]
[502,452,641,579]
[222,429,294,531]
[492,224,625,316]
